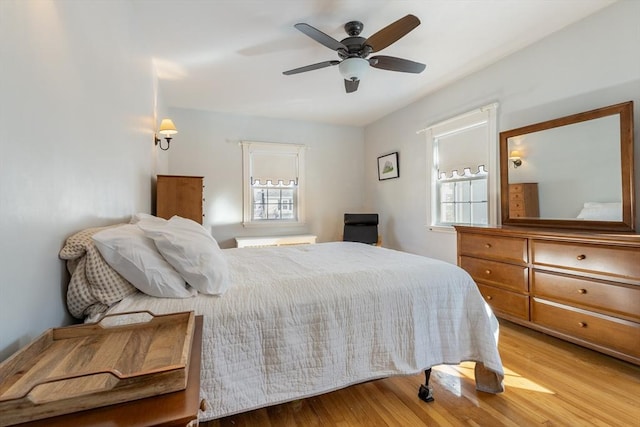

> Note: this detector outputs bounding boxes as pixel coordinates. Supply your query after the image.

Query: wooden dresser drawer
[510,209,526,218]
[460,256,528,292]
[509,200,525,212]
[531,240,640,281]
[532,299,640,358]
[509,183,526,193]
[510,191,525,201]
[458,233,528,263]
[532,270,640,321]
[477,284,529,320]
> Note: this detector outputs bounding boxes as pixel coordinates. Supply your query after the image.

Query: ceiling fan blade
[369,55,426,73]
[344,79,359,93]
[365,14,420,53]
[294,23,347,51]
[283,60,340,75]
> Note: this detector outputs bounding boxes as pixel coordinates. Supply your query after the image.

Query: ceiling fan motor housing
[337,36,372,59]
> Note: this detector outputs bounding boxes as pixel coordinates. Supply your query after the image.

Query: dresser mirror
[499,101,635,231]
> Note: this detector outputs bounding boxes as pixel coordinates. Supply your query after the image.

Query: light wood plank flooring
[203,320,640,426]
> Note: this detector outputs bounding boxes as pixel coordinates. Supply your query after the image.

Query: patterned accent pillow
[60,225,137,319]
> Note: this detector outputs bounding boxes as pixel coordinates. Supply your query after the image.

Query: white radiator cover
[235,234,317,248]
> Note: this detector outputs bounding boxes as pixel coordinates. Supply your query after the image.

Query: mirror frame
[500,101,635,231]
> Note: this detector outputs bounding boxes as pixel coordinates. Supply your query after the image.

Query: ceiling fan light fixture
[338,57,369,81]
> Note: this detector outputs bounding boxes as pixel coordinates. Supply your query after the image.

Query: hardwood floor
[202,320,640,426]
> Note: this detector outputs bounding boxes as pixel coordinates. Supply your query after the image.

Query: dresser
[455,225,640,365]
[508,183,539,218]
[156,175,204,224]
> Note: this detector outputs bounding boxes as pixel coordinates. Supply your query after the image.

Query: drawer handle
[578,322,587,328]
[486,295,493,300]
[485,269,491,275]
[200,399,207,411]
[576,254,586,260]
[485,243,492,249]
[577,288,587,294]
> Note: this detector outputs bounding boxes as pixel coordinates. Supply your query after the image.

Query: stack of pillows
[91,213,230,298]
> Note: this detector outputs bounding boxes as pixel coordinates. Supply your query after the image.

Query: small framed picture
[377,152,399,180]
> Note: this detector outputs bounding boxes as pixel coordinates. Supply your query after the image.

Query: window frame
[423,103,499,229]
[241,141,306,228]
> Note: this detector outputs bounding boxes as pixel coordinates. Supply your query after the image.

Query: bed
[60,220,504,421]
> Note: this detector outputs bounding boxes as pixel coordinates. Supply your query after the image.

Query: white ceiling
[132,0,616,127]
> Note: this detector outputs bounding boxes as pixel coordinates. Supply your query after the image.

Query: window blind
[242,141,302,185]
[251,151,298,185]
[436,125,488,177]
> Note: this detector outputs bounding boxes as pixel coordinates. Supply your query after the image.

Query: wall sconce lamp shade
[509,150,522,168]
[339,57,369,81]
[155,119,178,151]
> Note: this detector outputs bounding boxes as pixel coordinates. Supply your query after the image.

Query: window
[242,141,306,226]
[438,165,488,225]
[423,103,498,227]
[251,184,296,220]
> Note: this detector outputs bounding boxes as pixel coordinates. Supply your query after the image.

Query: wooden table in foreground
[18,315,204,427]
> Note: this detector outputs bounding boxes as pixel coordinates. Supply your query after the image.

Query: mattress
[104,242,504,420]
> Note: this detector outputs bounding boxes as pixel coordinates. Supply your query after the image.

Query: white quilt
[105,242,504,421]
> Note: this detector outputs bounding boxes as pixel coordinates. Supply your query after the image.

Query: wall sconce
[155,119,178,151]
[509,150,522,168]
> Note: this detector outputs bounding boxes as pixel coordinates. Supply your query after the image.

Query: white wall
[164,108,365,247]
[364,1,640,264]
[0,1,156,361]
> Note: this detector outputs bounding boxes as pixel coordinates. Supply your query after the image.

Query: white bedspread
[105,242,504,420]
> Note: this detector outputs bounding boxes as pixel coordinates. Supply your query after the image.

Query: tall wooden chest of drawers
[508,183,539,218]
[455,225,640,365]
[156,175,204,224]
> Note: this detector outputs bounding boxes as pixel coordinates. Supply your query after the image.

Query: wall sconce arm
[155,135,172,150]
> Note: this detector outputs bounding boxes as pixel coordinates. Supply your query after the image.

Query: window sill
[426,225,456,234]
[428,223,495,233]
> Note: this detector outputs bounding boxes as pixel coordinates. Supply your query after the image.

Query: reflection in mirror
[500,101,634,231]
[507,115,621,220]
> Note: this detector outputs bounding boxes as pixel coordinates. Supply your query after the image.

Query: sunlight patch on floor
[432,365,463,396]
[434,362,555,394]
[501,366,555,394]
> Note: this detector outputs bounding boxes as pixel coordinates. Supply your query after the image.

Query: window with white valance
[421,103,498,227]
[242,141,306,226]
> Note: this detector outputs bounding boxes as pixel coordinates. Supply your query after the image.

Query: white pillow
[130,212,167,224]
[92,224,196,298]
[576,202,622,221]
[138,216,231,295]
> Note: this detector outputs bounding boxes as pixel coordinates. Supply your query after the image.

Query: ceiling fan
[283,14,426,93]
